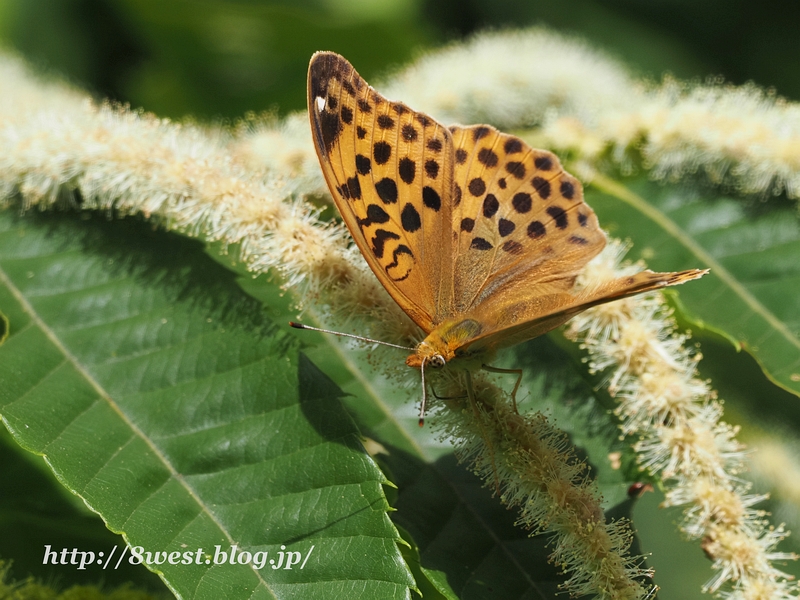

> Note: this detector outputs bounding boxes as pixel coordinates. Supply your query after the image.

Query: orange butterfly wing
[447,124,606,314]
[308,51,455,332]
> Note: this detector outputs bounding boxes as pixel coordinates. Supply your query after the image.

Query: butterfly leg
[481,364,523,415]
[430,385,466,401]
[464,371,501,496]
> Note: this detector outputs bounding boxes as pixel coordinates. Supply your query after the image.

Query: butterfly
[303,51,707,423]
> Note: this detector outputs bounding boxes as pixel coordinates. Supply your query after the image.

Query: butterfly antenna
[289,322,415,351]
[418,358,428,427]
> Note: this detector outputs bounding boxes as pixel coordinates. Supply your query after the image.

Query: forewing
[308,52,454,332]
[448,124,606,315]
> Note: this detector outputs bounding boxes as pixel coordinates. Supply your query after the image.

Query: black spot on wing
[460,217,475,232]
[357,204,390,228]
[373,141,391,164]
[377,114,395,129]
[483,194,499,218]
[532,176,551,199]
[561,180,576,200]
[527,221,546,239]
[504,138,523,153]
[375,178,398,204]
[498,218,515,236]
[472,126,491,141]
[424,159,440,179]
[502,240,523,254]
[470,237,493,250]
[512,192,532,213]
[399,157,416,184]
[534,156,553,170]
[401,203,421,232]
[402,124,418,142]
[423,186,441,211]
[355,154,371,175]
[546,206,568,229]
[477,148,499,167]
[341,106,353,125]
[427,138,442,152]
[371,229,400,258]
[455,149,468,164]
[468,178,486,196]
[357,99,372,113]
[317,111,341,154]
[505,161,526,179]
[569,235,589,245]
[357,126,367,139]
[345,176,361,200]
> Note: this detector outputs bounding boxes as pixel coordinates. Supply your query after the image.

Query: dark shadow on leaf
[386,443,567,600]
[296,351,374,446]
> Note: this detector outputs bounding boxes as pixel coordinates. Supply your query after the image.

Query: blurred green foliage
[2,0,800,120]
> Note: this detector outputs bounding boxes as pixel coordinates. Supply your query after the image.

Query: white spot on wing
[315,96,325,112]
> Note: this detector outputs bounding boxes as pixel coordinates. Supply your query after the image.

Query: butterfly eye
[429,354,446,369]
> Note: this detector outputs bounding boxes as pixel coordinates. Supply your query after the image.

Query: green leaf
[0,211,413,599]
[587,175,800,398]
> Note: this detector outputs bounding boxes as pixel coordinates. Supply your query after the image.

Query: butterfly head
[405,317,485,370]
[405,341,449,370]
[405,324,487,427]
[405,340,451,427]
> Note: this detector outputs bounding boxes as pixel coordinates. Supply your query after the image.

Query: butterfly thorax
[406,318,490,371]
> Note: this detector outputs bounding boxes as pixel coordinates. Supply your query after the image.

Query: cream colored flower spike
[307,51,707,379]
